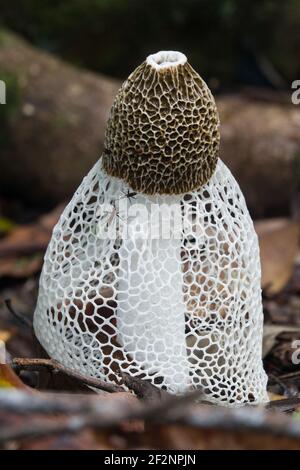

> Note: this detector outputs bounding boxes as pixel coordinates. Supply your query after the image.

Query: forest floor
[0,202,300,450]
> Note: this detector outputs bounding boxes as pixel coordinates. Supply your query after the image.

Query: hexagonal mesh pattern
[34,158,268,405]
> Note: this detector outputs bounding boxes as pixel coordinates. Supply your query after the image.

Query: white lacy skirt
[34,158,268,406]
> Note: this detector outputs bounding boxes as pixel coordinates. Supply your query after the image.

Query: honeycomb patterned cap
[102,51,220,195]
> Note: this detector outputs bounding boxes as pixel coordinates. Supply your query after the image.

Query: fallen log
[0,29,299,218]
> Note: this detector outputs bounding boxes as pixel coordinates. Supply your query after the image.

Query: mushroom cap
[102,51,220,195]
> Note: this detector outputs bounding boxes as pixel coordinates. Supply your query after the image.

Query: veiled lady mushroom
[34,51,268,405]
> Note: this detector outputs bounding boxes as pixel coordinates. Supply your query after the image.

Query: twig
[0,390,139,443]
[265,397,300,412]
[0,389,137,415]
[12,358,123,394]
[4,299,33,328]
[0,389,197,442]
[176,403,300,438]
[120,372,170,401]
[278,371,300,382]
[137,388,205,423]
[1,390,300,443]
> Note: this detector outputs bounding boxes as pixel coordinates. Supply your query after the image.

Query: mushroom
[34,51,268,405]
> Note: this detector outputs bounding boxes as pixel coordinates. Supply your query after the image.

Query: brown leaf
[0,255,43,278]
[255,218,300,294]
[0,204,64,278]
[0,330,12,343]
[267,392,285,402]
[0,363,32,390]
[0,224,50,257]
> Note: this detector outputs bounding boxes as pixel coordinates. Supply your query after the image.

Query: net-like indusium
[34,157,268,405]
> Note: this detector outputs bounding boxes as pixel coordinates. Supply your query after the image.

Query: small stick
[12,357,123,394]
[278,371,300,381]
[265,397,300,412]
[120,372,170,401]
[2,389,300,444]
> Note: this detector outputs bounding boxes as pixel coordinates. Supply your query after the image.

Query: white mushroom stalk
[34,51,268,405]
[117,191,189,393]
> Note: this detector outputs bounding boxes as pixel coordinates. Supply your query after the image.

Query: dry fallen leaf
[267,392,285,402]
[0,330,12,343]
[0,254,43,278]
[255,218,300,294]
[0,204,64,278]
[0,363,32,390]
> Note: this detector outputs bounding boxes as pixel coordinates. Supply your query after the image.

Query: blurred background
[2,0,300,87]
[0,0,300,407]
[0,0,300,217]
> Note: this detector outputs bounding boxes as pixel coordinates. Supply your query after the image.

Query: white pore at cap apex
[146,51,187,70]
